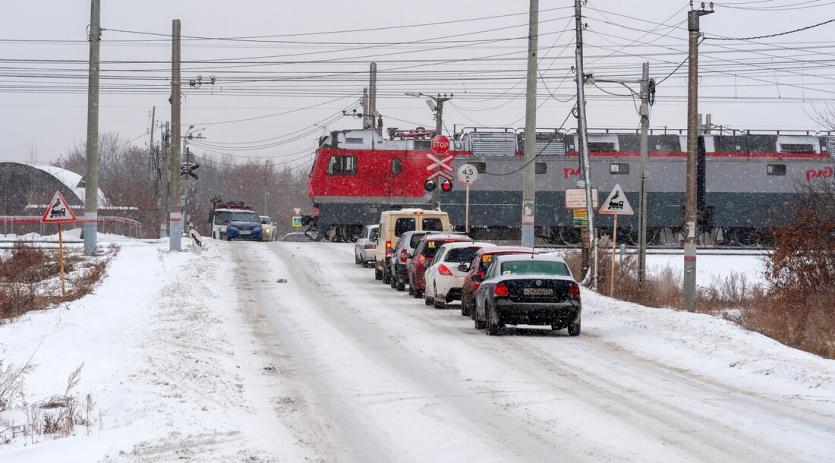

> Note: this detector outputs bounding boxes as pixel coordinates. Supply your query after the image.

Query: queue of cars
[358,209,582,336]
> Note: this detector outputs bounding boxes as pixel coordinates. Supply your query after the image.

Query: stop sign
[431,135,450,154]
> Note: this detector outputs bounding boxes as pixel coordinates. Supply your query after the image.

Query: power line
[703,18,835,40]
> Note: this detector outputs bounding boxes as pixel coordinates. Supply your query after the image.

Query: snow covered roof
[32,164,108,208]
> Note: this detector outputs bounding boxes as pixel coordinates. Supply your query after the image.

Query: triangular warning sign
[42,191,77,223]
[599,184,634,215]
[293,207,301,215]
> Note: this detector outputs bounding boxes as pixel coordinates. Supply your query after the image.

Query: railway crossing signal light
[424,179,436,192]
[440,179,453,192]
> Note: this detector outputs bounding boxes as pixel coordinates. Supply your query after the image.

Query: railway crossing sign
[599,184,633,215]
[427,169,453,181]
[431,134,450,154]
[41,191,77,223]
[426,153,454,172]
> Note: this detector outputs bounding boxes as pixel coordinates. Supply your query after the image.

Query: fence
[0,216,143,239]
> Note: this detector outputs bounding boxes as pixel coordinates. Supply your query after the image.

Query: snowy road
[233,241,835,462]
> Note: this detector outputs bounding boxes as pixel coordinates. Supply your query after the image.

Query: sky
[1,0,834,167]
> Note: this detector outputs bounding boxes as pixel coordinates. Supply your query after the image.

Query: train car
[307,125,834,244]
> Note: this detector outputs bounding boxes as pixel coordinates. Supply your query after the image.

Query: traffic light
[440,179,453,192]
[424,179,436,192]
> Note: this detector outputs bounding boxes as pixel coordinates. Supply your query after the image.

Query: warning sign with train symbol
[598,184,634,216]
[41,191,77,223]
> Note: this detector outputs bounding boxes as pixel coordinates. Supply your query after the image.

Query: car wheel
[486,306,502,336]
[568,319,581,337]
[389,272,397,289]
[374,265,382,280]
[355,251,362,265]
[424,295,433,306]
[395,276,406,292]
[408,284,414,296]
[415,290,423,299]
[461,294,471,317]
[434,299,445,310]
[382,266,391,284]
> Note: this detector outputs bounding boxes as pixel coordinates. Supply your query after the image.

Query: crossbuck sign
[426,153,453,172]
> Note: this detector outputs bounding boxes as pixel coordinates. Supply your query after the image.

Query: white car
[424,241,494,309]
[354,224,379,266]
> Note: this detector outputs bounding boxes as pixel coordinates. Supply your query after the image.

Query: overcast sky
[1,0,833,166]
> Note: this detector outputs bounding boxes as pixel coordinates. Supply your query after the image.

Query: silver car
[354,224,379,267]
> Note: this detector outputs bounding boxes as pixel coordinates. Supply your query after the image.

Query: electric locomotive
[306,125,834,245]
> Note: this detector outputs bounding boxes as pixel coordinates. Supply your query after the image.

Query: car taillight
[385,240,392,256]
[364,243,375,249]
[438,264,452,276]
[400,248,408,263]
[494,283,509,298]
[568,282,581,299]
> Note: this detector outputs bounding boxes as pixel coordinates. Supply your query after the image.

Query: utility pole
[83,0,101,257]
[161,122,170,238]
[520,0,538,248]
[368,62,377,131]
[169,19,182,251]
[684,3,713,311]
[638,62,652,292]
[574,0,597,289]
[149,106,158,239]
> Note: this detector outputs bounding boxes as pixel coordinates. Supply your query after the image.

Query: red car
[460,246,534,317]
[408,233,473,300]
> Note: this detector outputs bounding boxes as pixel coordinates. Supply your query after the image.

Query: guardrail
[0,216,143,238]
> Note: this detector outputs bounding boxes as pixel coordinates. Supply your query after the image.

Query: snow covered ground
[1,239,833,462]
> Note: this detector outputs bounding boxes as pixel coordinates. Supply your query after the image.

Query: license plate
[240,230,251,235]
[523,288,553,296]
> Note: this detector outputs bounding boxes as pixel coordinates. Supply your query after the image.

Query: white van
[374,209,451,282]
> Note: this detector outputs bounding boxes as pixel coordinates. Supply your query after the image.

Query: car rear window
[394,218,416,237]
[409,232,429,248]
[421,240,449,258]
[369,227,379,241]
[443,247,480,263]
[422,218,443,231]
[500,260,570,276]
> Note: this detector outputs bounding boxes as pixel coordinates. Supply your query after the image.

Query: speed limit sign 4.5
[457,163,479,185]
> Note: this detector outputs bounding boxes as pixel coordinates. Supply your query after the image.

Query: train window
[589,142,616,152]
[391,158,402,175]
[767,164,786,176]
[471,162,486,173]
[327,156,357,175]
[610,163,630,175]
[779,143,814,153]
[345,137,364,144]
[535,163,547,174]
[422,218,443,231]
[394,218,416,237]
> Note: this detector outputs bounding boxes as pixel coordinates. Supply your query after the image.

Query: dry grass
[0,242,114,323]
[567,182,834,359]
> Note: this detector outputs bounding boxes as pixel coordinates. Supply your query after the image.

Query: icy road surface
[237,241,835,462]
[1,239,833,462]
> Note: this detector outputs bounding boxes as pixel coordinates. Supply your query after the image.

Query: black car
[473,254,581,336]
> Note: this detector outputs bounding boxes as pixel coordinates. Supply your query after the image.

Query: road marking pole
[465,183,470,234]
[610,214,618,297]
[58,223,66,299]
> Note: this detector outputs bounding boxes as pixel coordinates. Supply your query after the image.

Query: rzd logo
[563,167,581,179]
[805,166,833,181]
